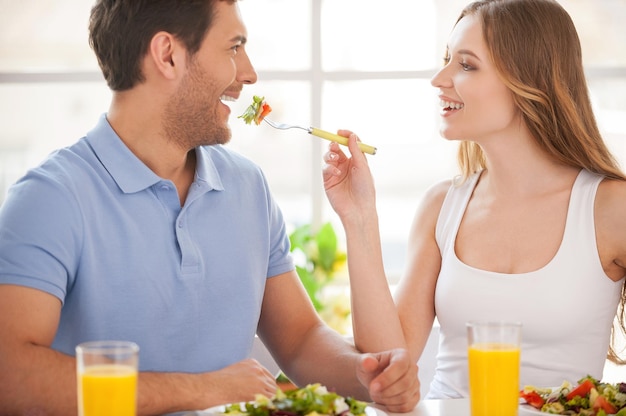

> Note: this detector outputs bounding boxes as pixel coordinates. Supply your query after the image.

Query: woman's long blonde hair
[454,0,626,363]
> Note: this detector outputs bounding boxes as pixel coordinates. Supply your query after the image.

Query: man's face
[163,1,257,149]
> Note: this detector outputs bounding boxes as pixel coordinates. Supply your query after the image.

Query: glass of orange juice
[467,321,521,416]
[76,340,139,416]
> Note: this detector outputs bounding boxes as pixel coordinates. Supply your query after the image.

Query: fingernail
[334,168,341,175]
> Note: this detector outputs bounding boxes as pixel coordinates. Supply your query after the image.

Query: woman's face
[430,14,520,144]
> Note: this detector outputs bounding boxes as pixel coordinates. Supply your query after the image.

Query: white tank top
[428,169,624,399]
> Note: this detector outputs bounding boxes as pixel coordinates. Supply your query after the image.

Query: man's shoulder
[18,138,93,185]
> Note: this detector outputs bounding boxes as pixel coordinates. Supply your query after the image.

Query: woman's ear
[148,31,185,81]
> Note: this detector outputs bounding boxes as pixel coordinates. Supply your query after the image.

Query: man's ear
[148,31,186,80]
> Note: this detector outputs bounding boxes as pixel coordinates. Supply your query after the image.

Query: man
[0,1,420,414]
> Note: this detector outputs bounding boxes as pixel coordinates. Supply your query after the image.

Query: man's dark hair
[89,0,233,91]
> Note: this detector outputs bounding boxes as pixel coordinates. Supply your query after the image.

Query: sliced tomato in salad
[593,395,617,414]
[520,377,626,415]
[566,378,595,401]
[520,390,545,409]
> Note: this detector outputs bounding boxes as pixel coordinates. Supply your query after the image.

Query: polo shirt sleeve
[0,158,83,303]
[263,176,295,279]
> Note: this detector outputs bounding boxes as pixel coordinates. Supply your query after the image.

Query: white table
[377,399,536,416]
[375,399,469,416]
[183,401,469,416]
[186,400,471,416]
[187,398,537,416]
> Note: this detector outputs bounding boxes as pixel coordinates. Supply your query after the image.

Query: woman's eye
[460,62,473,71]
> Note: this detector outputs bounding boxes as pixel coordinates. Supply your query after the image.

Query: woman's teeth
[440,100,464,110]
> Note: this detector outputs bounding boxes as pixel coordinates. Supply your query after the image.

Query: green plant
[289,221,348,317]
[276,223,351,385]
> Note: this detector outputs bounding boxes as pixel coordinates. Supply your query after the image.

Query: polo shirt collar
[86,114,224,194]
[194,146,224,192]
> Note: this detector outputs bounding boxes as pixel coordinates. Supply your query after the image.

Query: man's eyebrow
[230,35,248,44]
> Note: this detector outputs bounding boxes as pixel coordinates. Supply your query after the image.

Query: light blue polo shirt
[0,114,294,372]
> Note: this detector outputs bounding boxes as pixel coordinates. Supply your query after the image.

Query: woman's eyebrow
[456,49,482,61]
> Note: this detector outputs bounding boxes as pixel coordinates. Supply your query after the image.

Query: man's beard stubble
[162,61,232,150]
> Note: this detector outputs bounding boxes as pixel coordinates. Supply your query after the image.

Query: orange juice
[468,343,520,416]
[78,364,137,416]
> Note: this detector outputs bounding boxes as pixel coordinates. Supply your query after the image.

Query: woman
[323,0,626,400]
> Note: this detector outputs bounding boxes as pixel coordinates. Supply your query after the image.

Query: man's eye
[442,55,451,66]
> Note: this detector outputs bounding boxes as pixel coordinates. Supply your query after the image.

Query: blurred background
[2,0,626,384]
[1,0,625,278]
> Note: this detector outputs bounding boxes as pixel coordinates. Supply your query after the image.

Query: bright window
[1,0,626,277]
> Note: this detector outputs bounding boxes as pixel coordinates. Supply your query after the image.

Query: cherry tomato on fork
[258,102,272,123]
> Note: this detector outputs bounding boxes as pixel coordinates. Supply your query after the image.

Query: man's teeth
[440,100,464,110]
[220,95,236,102]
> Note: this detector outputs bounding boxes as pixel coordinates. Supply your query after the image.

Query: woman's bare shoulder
[596,178,626,229]
[597,177,626,207]
[596,178,626,279]
[423,178,453,203]
[410,178,454,231]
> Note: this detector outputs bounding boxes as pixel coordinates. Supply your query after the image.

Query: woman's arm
[395,180,449,364]
[323,135,449,363]
[323,135,405,353]
[257,269,420,412]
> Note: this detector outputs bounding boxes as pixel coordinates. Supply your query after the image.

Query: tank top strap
[559,169,604,255]
[435,171,482,256]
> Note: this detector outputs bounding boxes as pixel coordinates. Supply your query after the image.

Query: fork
[264,118,377,155]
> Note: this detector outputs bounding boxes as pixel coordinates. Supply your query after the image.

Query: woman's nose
[430,66,449,88]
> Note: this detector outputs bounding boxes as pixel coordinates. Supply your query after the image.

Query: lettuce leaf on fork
[238,95,272,125]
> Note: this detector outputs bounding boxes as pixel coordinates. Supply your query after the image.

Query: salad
[520,376,626,415]
[223,383,368,416]
[239,95,272,125]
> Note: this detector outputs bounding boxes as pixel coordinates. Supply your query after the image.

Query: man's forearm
[1,347,210,416]
[0,346,77,416]
[138,372,206,415]
[280,324,370,401]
